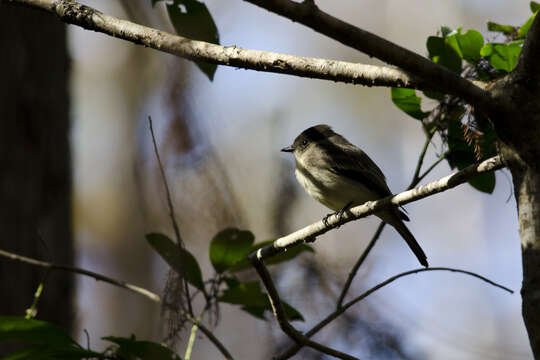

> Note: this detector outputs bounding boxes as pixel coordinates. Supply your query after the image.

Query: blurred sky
[69,0,532,359]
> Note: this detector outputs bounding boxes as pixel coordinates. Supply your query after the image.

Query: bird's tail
[380,211,428,267]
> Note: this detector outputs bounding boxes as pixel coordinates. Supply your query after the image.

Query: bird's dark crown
[292,124,335,150]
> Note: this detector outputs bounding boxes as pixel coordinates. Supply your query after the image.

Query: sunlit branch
[243,0,506,112]
[7,0,430,89]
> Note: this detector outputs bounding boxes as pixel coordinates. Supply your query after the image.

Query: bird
[281,124,428,267]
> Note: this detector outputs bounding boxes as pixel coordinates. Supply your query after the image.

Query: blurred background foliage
[36,0,534,358]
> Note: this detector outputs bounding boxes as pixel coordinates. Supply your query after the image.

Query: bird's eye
[302,139,308,147]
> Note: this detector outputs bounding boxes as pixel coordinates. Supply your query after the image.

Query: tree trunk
[512,166,540,357]
[0,2,73,353]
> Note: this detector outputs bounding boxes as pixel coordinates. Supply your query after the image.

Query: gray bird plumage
[282,124,428,267]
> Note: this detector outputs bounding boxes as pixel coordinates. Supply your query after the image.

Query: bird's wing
[328,143,393,198]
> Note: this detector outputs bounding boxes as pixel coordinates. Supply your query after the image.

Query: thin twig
[148,116,183,247]
[184,318,200,360]
[336,221,385,308]
[148,116,195,315]
[276,267,513,359]
[25,282,44,319]
[409,129,436,189]
[416,152,448,184]
[0,248,161,303]
[185,314,235,360]
[249,252,360,360]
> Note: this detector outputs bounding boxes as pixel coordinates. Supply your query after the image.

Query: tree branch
[242,0,500,111]
[189,316,235,360]
[276,267,513,360]
[251,156,504,262]
[248,253,359,360]
[0,248,161,303]
[5,0,430,89]
[336,221,385,308]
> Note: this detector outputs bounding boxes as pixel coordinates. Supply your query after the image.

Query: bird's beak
[281,145,295,152]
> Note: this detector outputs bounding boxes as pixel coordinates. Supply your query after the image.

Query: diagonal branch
[6,0,429,89]
[252,156,504,262]
[243,0,503,111]
[0,248,161,302]
[276,267,513,360]
[249,252,360,360]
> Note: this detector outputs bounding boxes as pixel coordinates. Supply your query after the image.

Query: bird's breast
[294,166,378,211]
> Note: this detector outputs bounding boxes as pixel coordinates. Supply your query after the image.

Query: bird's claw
[323,213,332,227]
[337,202,353,223]
[322,202,353,228]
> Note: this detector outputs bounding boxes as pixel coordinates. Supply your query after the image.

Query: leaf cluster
[147,228,312,322]
[390,2,538,193]
[0,316,180,360]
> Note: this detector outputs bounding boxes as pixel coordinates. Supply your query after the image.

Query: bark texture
[513,167,540,359]
[0,2,73,352]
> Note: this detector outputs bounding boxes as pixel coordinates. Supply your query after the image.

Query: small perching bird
[281,124,428,267]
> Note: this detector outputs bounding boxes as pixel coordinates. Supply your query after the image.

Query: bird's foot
[322,213,332,227]
[322,202,353,228]
[337,202,353,223]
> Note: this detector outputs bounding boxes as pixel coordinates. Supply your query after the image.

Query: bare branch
[0,248,161,303]
[149,116,197,318]
[148,117,184,247]
[277,267,513,359]
[249,253,360,360]
[336,221,385,308]
[242,0,500,111]
[252,156,504,262]
[5,0,429,89]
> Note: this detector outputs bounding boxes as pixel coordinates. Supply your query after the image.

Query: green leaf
[219,281,304,321]
[480,42,523,72]
[453,30,484,63]
[229,241,314,272]
[0,317,75,346]
[518,12,537,38]
[219,281,269,307]
[209,228,255,273]
[151,0,162,7]
[440,26,453,37]
[166,0,220,81]
[422,89,444,101]
[532,1,540,13]
[426,35,462,73]
[0,317,102,360]
[104,336,181,360]
[390,88,430,120]
[146,233,205,291]
[487,21,516,35]
[446,119,497,194]
[282,302,304,322]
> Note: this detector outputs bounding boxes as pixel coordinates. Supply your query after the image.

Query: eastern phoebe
[281,124,428,267]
